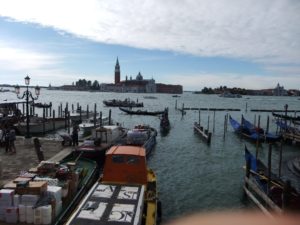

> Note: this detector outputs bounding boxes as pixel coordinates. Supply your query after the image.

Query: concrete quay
[0,137,73,187]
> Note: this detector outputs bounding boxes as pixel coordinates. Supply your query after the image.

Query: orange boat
[66,145,161,225]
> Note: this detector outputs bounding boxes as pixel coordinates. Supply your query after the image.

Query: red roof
[106,145,146,157]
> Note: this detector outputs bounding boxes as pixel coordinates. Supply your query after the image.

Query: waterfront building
[273,83,287,96]
[100,58,182,94]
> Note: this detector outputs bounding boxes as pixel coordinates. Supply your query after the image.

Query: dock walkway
[0,137,73,187]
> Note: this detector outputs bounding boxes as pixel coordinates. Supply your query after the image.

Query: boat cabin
[102,145,147,185]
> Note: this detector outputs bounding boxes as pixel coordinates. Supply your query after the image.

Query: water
[2,90,300,222]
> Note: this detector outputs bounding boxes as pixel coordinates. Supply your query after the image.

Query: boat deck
[67,183,145,225]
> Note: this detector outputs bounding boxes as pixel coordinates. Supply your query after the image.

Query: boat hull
[16,118,66,135]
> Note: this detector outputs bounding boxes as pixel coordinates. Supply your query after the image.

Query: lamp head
[35,85,40,96]
[25,75,30,86]
[15,85,20,95]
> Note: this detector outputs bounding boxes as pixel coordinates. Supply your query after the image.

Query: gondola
[160,108,170,132]
[229,115,264,141]
[103,98,143,107]
[244,146,300,211]
[241,116,281,142]
[119,107,165,116]
[272,112,300,122]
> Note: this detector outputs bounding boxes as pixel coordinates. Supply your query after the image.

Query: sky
[0,0,299,91]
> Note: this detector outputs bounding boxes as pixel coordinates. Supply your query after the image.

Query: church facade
[100,58,182,94]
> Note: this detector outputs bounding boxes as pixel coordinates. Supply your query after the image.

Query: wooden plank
[243,186,274,218]
[244,177,282,214]
[48,147,73,162]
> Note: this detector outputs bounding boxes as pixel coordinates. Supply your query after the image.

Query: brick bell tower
[115,57,120,84]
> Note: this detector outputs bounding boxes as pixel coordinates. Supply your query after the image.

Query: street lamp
[15,75,40,138]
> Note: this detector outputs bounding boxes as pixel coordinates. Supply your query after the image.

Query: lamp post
[15,75,40,138]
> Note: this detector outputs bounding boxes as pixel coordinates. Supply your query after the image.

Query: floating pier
[250,109,300,112]
[184,107,240,111]
[194,122,212,144]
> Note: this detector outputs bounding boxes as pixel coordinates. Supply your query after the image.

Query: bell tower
[115,57,120,84]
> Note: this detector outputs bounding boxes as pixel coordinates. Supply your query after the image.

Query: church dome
[136,72,143,81]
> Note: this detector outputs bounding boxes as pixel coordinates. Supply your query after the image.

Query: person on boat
[72,125,80,146]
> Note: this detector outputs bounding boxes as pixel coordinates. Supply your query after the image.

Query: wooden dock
[194,122,212,144]
[251,109,300,112]
[184,107,240,111]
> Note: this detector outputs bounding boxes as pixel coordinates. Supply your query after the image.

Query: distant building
[100,58,182,94]
[273,83,287,96]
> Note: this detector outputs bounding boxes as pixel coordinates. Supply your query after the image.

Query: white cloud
[0,42,59,71]
[0,0,299,69]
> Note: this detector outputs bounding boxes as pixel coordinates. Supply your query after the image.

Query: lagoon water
[2,89,300,222]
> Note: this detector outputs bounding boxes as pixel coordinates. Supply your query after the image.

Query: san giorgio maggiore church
[99,58,183,94]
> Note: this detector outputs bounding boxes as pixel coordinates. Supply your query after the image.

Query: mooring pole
[267,144,272,195]
[109,109,112,125]
[87,104,89,119]
[207,115,210,131]
[100,111,102,127]
[198,109,201,124]
[279,141,283,177]
[223,114,226,139]
[175,100,177,110]
[213,110,216,133]
[42,108,45,135]
[53,110,56,131]
[94,103,97,127]
[266,115,270,134]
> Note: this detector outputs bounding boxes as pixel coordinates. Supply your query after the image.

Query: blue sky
[0,0,299,91]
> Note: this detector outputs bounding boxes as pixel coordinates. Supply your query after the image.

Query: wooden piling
[198,109,201,124]
[254,114,257,127]
[60,103,63,117]
[94,103,97,127]
[207,115,210,131]
[175,100,177,109]
[49,102,52,117]
[182,103,184,116]
[72,104,74,112]
[213,110,216,133]
[53,110,56,131]
[109,109,112,125]
[42,108,45,135]
[266,115,270,134]
[87,104,89,119]
[267,144,272,195]
[100,111,102,127]
[67,111,70,134]
[79,106,82,122]
[246,102,248,112]
[278,141,283,177]
[258,115,261,128]
[223,114,227,139]
[64,107,68,128]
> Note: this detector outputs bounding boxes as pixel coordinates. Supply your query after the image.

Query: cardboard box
[13,177,32,183]
[5,207,19,223]
[16,181,48,195]
[0,189,14,206]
